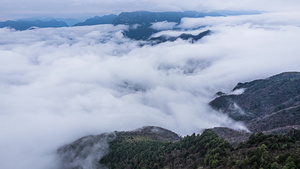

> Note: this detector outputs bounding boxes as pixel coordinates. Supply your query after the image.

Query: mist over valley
[1,2,300,168]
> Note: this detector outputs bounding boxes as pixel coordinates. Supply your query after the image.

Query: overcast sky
[1,0,300,20]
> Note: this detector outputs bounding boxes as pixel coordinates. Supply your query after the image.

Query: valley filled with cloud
[1,12,300,169]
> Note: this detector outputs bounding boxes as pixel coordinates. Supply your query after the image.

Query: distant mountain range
[0,10,261,41]
[0,19,69,30]
[73,14,118,26]
[111,11,223,25]
[18,17,83,26]
[0,10,260,29]
[73,10,260,26]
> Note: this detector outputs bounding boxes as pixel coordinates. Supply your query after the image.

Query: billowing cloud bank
[1,13,300,169]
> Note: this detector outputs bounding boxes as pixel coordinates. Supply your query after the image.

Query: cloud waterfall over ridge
[1,14,300,168]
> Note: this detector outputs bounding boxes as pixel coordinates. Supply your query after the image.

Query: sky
[1,1,300,169]
[1,0,300,20]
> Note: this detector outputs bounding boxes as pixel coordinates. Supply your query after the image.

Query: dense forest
[100,129,300,169]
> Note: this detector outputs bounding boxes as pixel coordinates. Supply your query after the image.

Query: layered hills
[111,11,222,25]
[58,72,300,169]
[0,10,254,41]
[0,20,69,30]
[0,11,219,31]
[59,126,300,169]
[74,15,118,26]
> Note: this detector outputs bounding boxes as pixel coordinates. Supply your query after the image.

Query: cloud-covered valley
[1,13,300,169]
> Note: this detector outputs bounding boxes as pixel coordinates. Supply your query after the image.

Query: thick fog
[1,13,300,169]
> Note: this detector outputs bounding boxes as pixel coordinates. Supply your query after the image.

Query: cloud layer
[1,0,300,20]
[1,13,300,169]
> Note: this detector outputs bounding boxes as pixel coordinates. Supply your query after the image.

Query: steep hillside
[100,129,231,169]
[58,128,300,169]
[57,133,116,169]
[210,72,300,133]
[99,128,300,169]
[57,72,300,169]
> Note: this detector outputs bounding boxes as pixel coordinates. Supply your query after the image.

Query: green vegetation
[100,129,300,169]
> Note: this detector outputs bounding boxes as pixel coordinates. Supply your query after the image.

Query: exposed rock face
[57,133,116,169]
[210,72,300,133]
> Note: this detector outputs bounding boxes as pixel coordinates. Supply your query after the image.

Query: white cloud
[179,12,300,29]
[150,28,209,38]
[229,88,246,95]
[1,12,300,169]
[150,21,177,30]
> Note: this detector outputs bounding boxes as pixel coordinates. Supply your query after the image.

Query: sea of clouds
[1,12,300,169]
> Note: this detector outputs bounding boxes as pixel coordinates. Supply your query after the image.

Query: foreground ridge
[100,128,300,169]
[58,72,300,169]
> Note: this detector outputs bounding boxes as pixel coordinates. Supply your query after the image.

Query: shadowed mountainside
[210,72,300,133]
[99,129,300,169]
[58,72,300,169]
[58,127,300,169]
[148,30,211,44]
[111,11,222,25]
[0,20,69,30]
[74,15,118,26]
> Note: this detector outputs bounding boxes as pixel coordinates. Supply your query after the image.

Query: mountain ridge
[58,72,300,169]
[0,19,69,30]
[74,14,118,26]
[0,10,260,31]
[58,126,300,169]
[210,72,300,133]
